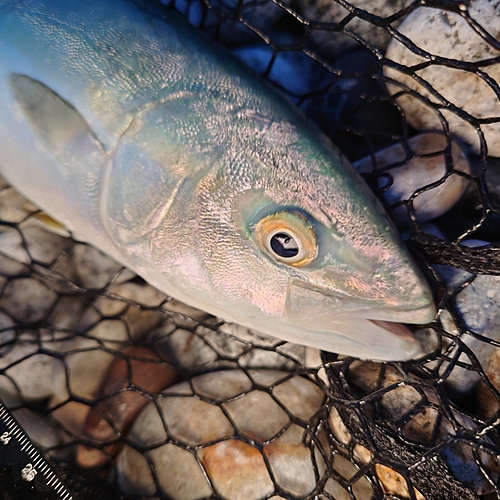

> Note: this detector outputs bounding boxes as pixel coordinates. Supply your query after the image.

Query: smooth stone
[328,406,352,446]
[0,225,74,267]
[12,408,66,449]
[50,337,118,405]
[0,277,59,323]
[384,0,500,156]
[76,345,178,469]
[198,440,275,500]
[151,321,306,372]
[271,374,325,420]
[116,445,157,497]
[2,344,65,402]
[477,348,500,418]
[263,424,317,496]
[0,180,40,227]
[223,391,289,441]
[52,243,131,290]
[353,133,471,224]
[117,370,326,498]
[298,0,411,58]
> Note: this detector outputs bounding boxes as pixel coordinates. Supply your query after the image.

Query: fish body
[0,0,435,360]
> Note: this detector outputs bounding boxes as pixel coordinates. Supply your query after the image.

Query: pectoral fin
[8,73,104,159]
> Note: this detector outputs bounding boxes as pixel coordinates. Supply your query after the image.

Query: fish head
[189,109,436,360]
[103,97,435,361]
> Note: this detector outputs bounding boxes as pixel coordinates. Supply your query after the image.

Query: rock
[346,360,500,495]
[148,321,307,373]
[353,133,471,224]
[52,243,132,290]
[384,0,500,156]
[0,277,59,323]
[117,369,326,498]
[432,240,500,396]
[76,345,178,469]
[375,464,425,500]
[477,346,500,417]
[298,0,411,58]
[199,440,276,499]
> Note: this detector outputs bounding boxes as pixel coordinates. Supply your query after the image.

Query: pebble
[431,240,500,396]
[353,133,471,225]
[0,277,59,323]
[0,326,70,404]
[384,0,500,156]
[76,345,178,469]
[297,0,410,58]
[149,320,308,373]
[117,369,326,498]
[345,360,500,495]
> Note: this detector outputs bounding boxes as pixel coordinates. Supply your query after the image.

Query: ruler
[0,402,74,500]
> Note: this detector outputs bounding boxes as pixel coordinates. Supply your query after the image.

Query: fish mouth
[284,278,435,361]
[369,319,417,343]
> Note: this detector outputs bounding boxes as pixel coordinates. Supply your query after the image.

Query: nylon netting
[0,0,499,498]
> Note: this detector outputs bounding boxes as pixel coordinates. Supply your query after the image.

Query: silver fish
[0,0,435,360]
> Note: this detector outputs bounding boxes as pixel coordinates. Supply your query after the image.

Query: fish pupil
[271,233,299,258]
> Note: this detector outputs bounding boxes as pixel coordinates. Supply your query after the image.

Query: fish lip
[368,319,418,343]
[286,277,436,326]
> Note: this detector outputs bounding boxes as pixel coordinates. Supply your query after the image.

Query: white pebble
[298,0,411,58]
[353,133,470,224]
[384,0,500,156]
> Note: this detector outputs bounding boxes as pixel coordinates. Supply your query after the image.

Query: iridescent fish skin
[0,0,435,360]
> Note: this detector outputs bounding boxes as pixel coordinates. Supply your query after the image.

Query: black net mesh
[1,0,500,498]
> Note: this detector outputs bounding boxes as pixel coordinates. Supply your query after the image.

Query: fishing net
[0,0,499,498]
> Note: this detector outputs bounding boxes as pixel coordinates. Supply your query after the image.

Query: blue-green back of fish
[0,0,435,360]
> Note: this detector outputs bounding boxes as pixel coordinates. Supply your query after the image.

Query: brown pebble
[375,464,425,500]
[198,439,275,500]
[76,345,178,468]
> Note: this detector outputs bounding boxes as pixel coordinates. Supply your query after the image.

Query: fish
[0,0,435,360]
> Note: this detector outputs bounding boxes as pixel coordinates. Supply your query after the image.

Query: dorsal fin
[8,73,103,156]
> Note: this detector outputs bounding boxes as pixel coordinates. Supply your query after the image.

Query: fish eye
[254,210,317,266]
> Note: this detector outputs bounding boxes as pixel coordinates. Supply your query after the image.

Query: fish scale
[0,0,435,360]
